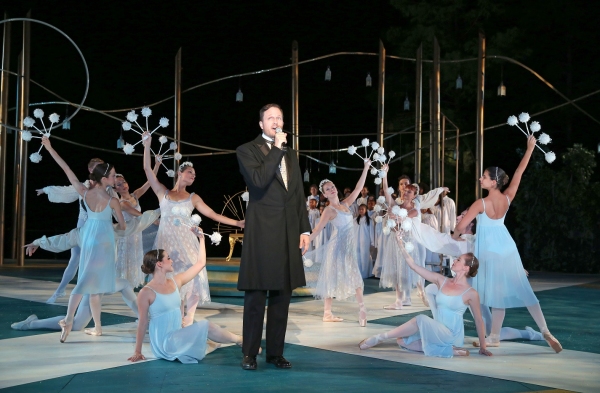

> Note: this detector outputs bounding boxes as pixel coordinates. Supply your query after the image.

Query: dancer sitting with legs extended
[128,226,242,364]
[303,159,371,325]
[452,135,562,353]
[359,241,492,358]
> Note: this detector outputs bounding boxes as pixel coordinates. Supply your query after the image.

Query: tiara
[103,163,111,176]
[319,179,332,194]
[179,161,193,171]
[115,173,124,178]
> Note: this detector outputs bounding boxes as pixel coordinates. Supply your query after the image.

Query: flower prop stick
[507,113,555,163]
[22,109,61,163]
[172,220,223,246]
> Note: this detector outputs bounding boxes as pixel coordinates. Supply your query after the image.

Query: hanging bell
[456,75,463,89]
[497,81,506,96]
[404,96,410,111]
[328,160,336,174]
[303,169,310,183]
[236,89,243,102]
[117,135,125,149]
[325,66,332,81]
[62,119,71,130]
[366,73,372,87]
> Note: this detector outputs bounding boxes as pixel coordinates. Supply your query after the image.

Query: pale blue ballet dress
[473,197,539,308]
[403,278,472,358]
[71,192,116,295]
[146,278,210,364]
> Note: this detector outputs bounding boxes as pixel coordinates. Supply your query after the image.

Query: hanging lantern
[236,89,243,102]
[303,168,310,183]
[328,160,336,174]
[597,142,600,154]
[62,119,71,130]
[366,73,372,87]
[117,133,124,149]
[456,75,463,89]
[497,81,506,96]
[404,95,410,111]
[325,66,331,81]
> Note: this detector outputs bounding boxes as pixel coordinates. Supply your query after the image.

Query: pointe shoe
[84,327,102,336]
[402,298,412,306]
[543,332,563,353]
[472,334,500,348]
[383,302,403,310]
[359,333,386,350]
[58,319,73,343]
[453,347,470,356]
[46,291,65,304]
[323,312,343,322]
[358,303,367,327]
[11,314,38,330]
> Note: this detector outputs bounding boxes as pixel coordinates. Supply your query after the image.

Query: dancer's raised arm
[41,137,87,197]
[398,238,445,288]
[142,132,168,199]
[174,227,207,287]
[345,159,372,205]
[381,164,395,206]
[504,135,536,202]
[133,154,162,200]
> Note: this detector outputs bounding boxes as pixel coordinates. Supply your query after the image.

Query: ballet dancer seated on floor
[128,226,244,364]
[359,240,492,358]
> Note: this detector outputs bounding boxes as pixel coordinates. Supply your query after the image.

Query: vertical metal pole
[429,75,433,188]
[455,127,459,209]
[174,48,182,187]
[376,40,385,195]
[441,116,446,188]
[414,44,422,184]
[475,32,486,200]
[432,36,441,188]
[0,16,11,265]
[291,40,299,155]
[14,14,30,266]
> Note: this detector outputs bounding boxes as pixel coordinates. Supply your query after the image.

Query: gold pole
[441,115,446,188]
[0,15,11,265]
[455,127,459,209]
[174,48,182,187]
[475,32,486,200]
[376,40,385,148]
[291,40,299,155]
[432,36,441,188]
[414,44,422,184]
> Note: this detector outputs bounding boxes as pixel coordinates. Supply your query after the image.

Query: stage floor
[0,264,598,392]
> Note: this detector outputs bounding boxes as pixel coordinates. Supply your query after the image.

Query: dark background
[1,0,599,260]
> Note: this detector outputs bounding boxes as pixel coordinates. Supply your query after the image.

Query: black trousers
[242,288,292,357]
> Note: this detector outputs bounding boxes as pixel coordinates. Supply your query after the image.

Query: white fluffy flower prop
[538,133,551,145]
[397,208,408,218]
[382,226,391,236]
[377,154,387,163]
[241,191,250,202]
[518,112,530,123]
[377,196,386,204]
[388,150,396,159]
[371,141,380,150]
[126,110,138,123]
[374,178,382,185]
[174,152,182,160]
[391,205,401,216]
[159,117,169,128]
[191,214,202,226]
[303,258,314,268]
[209,232,223,246]
[370,168,378,176]
[122,121,132,131]
[33,109,44,119]
[29,152,42,163]
[23,117,35,128]
[49,113,60,124]
[377,146,385,155]
[170,142,177,150]
[159,135,168,144]
[347,145,356,155]
[21,131,32,141]
[395,197,402,205]
[167,170,175,177]
[141,107,152,117]
[374,215,382,223]
[404,241,415,253]
[386,187,395,195]
[372,153,380,161]
[507,111,555,164]
[386,219,396,228]
[361,138,369,147]
[401,219,413,231]
[373,204,382,213]
[123,143,135,155]
[378,170,386,178]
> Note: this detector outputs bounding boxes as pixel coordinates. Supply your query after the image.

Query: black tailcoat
[236,134,311,290]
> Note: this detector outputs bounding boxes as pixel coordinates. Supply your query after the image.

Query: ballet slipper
[383,302,403,310]
[525,326,543,341]
[84,327,102,336]
[453,347,470,356]
[58,319,73,343]
[472,334,500,348]
[359,333,387,350]
[543,332,562,353]
[11,315,38,330]
[358,303,367,327]
[402,298,412,306]
[46,291,66,304]
[323,312,343,322]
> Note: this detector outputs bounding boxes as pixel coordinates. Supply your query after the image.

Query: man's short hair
[259,103,283,121]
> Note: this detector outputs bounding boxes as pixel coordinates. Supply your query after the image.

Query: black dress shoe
[266,355,292,369]
[241,355,257,370]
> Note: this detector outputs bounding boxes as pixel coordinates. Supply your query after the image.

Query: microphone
[275,127,287,151]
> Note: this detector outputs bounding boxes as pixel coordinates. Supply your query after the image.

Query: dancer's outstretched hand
[128,352,146,362]
[526,135,536,151]
[24,243,38,256]
[142,131,152,147]
[36,189,45,196]
[479,348,493,356]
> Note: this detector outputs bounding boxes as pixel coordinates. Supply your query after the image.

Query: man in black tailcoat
[236,103,311,370]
